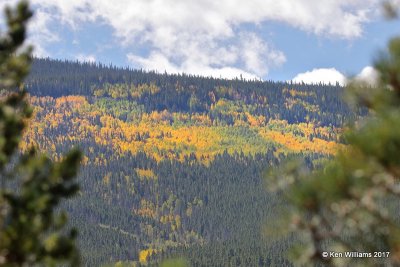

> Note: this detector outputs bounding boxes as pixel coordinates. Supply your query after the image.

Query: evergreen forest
[14,58,357,266]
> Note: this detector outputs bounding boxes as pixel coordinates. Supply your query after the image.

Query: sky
[1,0,400,85]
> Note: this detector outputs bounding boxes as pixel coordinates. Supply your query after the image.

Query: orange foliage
[22,96,344,165]
[55,95,88,109]
[260,130,342,155]
[139,248,156,263]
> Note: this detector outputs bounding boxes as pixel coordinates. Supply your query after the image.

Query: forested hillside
[19,58,355,266]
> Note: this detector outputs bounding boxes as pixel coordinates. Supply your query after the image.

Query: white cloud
[75,54,96,63]
[126,31,284,79]
[292,68,347,86]
[355,66,379,85]
[127,52,260,80]
[240,33,286,77]
[292,66,380,86]
[28,9,61,57]
[46,0,378,40]
[2,0,382,78]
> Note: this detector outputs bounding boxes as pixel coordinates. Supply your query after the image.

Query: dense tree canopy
[15,57,351,266]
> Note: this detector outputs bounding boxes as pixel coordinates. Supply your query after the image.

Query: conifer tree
[270,6,400,266]
[0,1,81,266]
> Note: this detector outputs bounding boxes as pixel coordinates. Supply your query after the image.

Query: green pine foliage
[0,1,81,266]
[270,24,400,267]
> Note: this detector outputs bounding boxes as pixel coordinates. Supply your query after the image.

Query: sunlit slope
[22,95,344,163]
